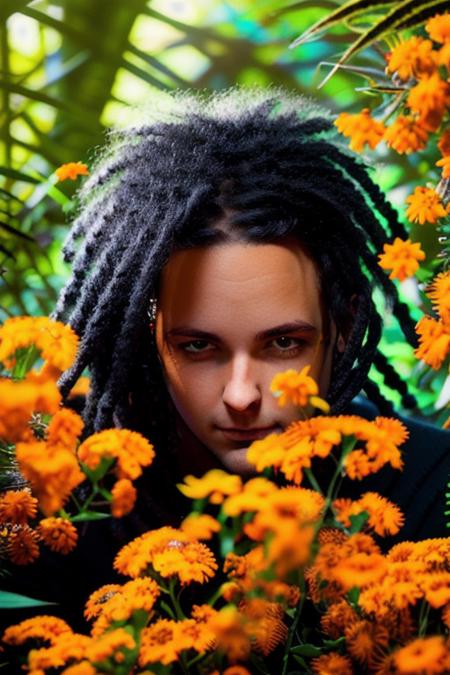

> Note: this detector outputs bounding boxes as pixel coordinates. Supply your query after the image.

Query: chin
[214,446,258,477]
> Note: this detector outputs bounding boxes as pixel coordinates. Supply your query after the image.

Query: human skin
[155,239,345,476]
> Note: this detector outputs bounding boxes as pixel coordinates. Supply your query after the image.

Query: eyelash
[178,337,307,358]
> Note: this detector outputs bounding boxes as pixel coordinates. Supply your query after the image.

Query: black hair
[53,87,417,447]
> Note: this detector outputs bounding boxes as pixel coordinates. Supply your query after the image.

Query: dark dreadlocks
[53,88,418,449]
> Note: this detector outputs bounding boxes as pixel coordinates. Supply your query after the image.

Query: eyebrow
[166,321,319,342]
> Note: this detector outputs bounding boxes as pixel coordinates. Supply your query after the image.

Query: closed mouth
[216,425,280,441]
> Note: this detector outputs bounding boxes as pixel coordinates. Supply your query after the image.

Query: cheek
[159,351,218,420]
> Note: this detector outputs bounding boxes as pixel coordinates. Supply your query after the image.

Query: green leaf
[290,0,394,48]
[0,590,56,609]
[349,510,369,533]
[81,457,115,483]
[323,636,346,649]
[0,221,34,242]
[0,167,40,184]
[71,511,111,522]
[291,643,323,656]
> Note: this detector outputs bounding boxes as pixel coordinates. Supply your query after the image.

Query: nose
[222,353,262,412]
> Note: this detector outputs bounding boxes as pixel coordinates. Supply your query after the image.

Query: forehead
[158,240,324,331]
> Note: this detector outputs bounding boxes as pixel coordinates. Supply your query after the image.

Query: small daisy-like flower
[378,237,425,281]
[78,428,154,480]
[177,469,242,504]
[85,627,136,664]
[407,73,450,128]
[84,584,122,620]
[384,115,429,154]
[138,619,182,667]
[0,489,38,524]
[426,12,450,43]
[405,186,448,224]
[7,525,40,565]
[415,316,450,369]
[395,635,448,673]
[46,408,84,451]
[2,615,72,646]
[436,154,450,178]
[427,270,450,327]
[55,161,89,182]
[152,539,218,584]
[311,652,353,675]
[180,513,221,540]
[270,364,318,407]
[38,517,78,554]
[111,479,137,518]
[386,36,436,81]
[335,108,386,152]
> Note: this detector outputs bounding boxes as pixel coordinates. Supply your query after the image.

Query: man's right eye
[180,340,214,353]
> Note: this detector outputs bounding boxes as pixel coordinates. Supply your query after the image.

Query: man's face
[155,240,340,475]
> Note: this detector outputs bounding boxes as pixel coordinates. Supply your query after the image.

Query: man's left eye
[271,337,304,351]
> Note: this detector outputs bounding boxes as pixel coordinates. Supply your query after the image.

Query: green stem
[304,468,323,496]
[281,579,306,675]
[168,577,185,620]
[418,600,431,636]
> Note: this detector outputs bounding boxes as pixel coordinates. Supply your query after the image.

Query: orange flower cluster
[415,270,450,369]
[114,525,218,585]
[55,161,89,182]
[38,517,78,554]
[335,108,386,152]
[378,237,425,281]
[0,376,61,443]
[178,469,243,504]
[333,491,405,536]
[0,316,79,374]
[335,12,450,233]
[270,364,320,408]
[77,428,154,480]
[16,434,85,516]
[246,414,407,483]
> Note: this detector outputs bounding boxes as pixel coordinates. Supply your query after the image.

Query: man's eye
[181,340,214,353]
[271,337,305,353]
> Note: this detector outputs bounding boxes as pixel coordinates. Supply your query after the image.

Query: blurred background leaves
[0,0,447,417]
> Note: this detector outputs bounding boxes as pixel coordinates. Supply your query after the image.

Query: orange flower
[38,517,78,554]
[311,652,353,675]
[180,513,221,540]
[241,598,288,656]
[0,377,61,443]
[46,408,84,451]
[114,526,217,584]
[426,13,450,43]
[68,375,90,398]
[27,631,91,670]
[436,155,450,178]
[345,619,389,666]
[439,129,450,156]
[270,365,318,407]
[335,108,386,152]
[2,615,72,645]
[0,316,79,373]
[177,469,242,504]
[407,73,450,130]
[111,479,137,517]
[378,237,425,281]
[55,161,89,182]
[320,600,358,639]
[61,662,97,675]
[334,492,404,537]
[384,115,429,154]
[85,627,136,664]
[386,36,436,81]
[16,439,85,515]
[222,477,278,516]
[84,584,122,620]
[246,432,286,473]
[208,606,251,662]
[415,316,450,369]
[138,619,182,667]
[0,489,38,524]
[78,428,154,480]
[427,270,450,327]
[395,636,448,673]
[152,539,218,584]
[406,186,448,224]
[7,524,40,565]
[333,551,387,589]
[421,572,450,608]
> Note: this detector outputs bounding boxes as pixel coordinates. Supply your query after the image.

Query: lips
[217,425,280,442]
